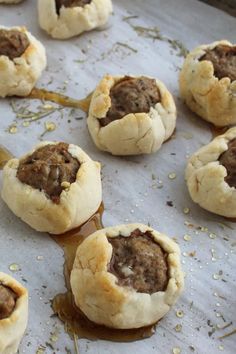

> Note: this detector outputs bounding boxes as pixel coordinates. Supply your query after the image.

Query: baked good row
[0,24,235,126]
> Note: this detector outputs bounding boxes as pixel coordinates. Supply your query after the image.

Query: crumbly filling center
[17,143,80,204]
[0,29,30,60]
[99,76,161,127]
[200,45,236,82]
[219,138,236,188]
[55,0,92,13]
[0,284,17,320]
[108,229,169,294]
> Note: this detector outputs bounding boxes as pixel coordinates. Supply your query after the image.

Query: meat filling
[55,0,92,13]
[17,143,80,204]
[108,229,169,294]
[100,76,161,127]
[0,284,17,320]
[0,29,30,61]
[219,138,236,188]
[200,45,236,82]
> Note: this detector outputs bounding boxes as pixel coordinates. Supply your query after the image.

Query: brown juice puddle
[0,146,14,170]
[210,124,229,138]
[51,204,156,342]
[28,88,93,113]
[224,217,236,223]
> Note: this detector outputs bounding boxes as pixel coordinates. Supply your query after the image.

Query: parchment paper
[0,0,235,353]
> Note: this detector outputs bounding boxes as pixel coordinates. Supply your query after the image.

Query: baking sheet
[0,0,236,353]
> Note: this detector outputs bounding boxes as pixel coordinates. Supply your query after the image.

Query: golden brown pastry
[1,141,102,234]
[71,224,184,329]
[186,127,236,217]
[38,0,113,39]
[87,75,177,155]
[179,40,236,126]
[0,26,46,97]
[0,272,28,354]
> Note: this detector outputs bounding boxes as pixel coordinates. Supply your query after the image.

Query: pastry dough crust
[1,141,102,234]
[87,75,177,155]
[70,223,184,329]
[0,272,28,354]
[185,127,236,217]
[179,40,236,127]
[0,26,46,98]
[38,0,113,39]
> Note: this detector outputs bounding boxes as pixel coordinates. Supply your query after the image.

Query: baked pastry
[186,127,236,217]
[179,40,236,126]
[38,0,113,39]
[1,141,102,234]
[0,272,28,354]
[70,224,184,329]
[0,26,46,98]
[87,75,177,155]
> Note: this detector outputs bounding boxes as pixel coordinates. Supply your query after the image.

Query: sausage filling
[0,29,29,61]
[0,284,17,320]
[108,229,169,294]
[219,138,236,188]
[100,76,161,127]
[17,143,80,204]
[200,45,236,82]
[55,0,92,13]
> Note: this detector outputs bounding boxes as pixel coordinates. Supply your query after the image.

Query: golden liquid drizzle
[224,217,236,223]
[29,88,93,113]
[210,124,229,138]
[0,145,14,170]
[51,204,156,342]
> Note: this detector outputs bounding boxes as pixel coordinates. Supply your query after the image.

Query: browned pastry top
[17,143,80,204]
[0,29,29,60]
[0,284,17,320]
[55,0,92,13]
[200,44,236,81]
[100,76,161,127]
[108,229,169,294]
[219,138,236,188]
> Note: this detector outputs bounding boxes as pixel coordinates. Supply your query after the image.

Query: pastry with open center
[88,75,177,155]
[0,272,28,354]
[1,141,102,234]
[70,224,184,329]
[38,0,112,39]
[179,40,236,126]
[186,127,236,217]
[0,26,46,98]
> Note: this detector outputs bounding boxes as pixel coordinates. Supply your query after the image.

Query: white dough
[185,127,236,217]
[38,0,113,39]
[87,75,177,155]
[1,141,102,234]
[179,40,236,127]
[0,25,46,97]
[0,272,28,354]
[71,223,184,329]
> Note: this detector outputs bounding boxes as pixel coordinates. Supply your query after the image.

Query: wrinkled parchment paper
[0,0,235,353]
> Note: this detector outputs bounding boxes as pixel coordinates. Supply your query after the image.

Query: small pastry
[71,224,184,329]
[186,127,236,217]
[0,26,46,98]
[179,40,236,127]
[0,272,28,354]
[1,142,102,234]
[87,75,177,155]
[38,0,113,39]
